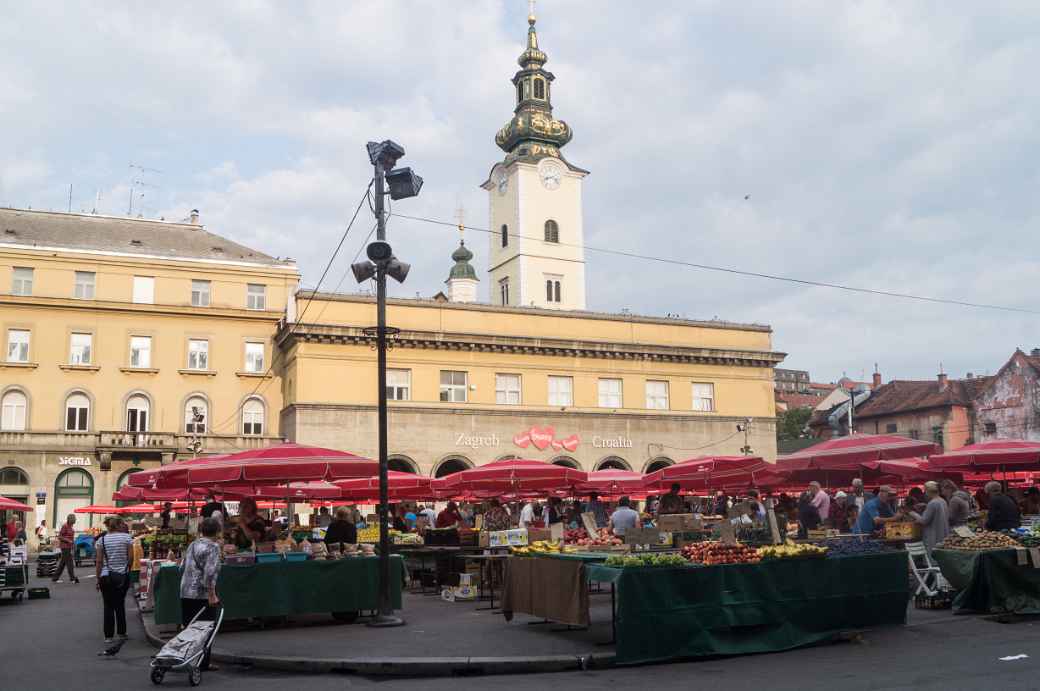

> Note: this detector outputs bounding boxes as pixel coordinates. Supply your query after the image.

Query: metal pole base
[367,613,406,628]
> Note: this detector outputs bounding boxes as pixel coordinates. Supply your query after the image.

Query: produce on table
[511,540,563,555]
[565,527,624,548]
[681,541,761,565]
[756,541,827,560]
[937,531,1021,551]
[604,553,687,568]
[821,538,888,556]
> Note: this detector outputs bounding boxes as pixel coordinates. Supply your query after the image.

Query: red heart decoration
[530,426,554,451]
[551,440,563,451]
[513,431,531,448]
[561,434,580,452]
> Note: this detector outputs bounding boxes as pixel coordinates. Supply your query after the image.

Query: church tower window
[534,77,545,99]
[544,220,559,243]
[517,82,523,105]
[501,224,509,247]
[546,279,561,303]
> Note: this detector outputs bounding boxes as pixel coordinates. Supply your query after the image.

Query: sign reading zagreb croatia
[454,426,635,453]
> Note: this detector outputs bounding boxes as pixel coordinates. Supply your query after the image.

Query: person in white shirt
[518,501,537,530]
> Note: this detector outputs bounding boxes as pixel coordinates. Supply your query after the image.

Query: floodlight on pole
[385,166,424,200]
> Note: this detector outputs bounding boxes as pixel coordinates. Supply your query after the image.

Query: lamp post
[354,140,422,628]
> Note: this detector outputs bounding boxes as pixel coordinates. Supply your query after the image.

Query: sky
[2,0,1039,384]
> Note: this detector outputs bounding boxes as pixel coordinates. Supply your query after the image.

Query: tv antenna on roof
[128,163,164,217]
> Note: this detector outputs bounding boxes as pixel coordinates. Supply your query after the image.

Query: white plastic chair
[906,541,947,596]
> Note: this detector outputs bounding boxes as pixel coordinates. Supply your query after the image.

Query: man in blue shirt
[609,497,640,536]
[853,485,902,534]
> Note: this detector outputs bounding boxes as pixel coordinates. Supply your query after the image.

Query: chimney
[189,209,200,225]
[937,372,948,391]
[966,372,974,379]
[872,363,882,389]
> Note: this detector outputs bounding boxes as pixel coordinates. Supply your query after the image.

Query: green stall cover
[933,548,1040,615]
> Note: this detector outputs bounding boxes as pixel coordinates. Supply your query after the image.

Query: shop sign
[455,433,501,449]
[57,456,92,467]
[592,435,633,449]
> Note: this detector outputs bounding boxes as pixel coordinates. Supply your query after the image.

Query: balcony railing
[0,430,282,457]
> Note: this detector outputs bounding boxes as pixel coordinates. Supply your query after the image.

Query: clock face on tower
[538,159,563,190]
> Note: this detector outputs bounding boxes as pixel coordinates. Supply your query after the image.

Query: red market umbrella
[73,504,119,515]
[574,469,646,496]
[929,440,1040,471]
[862,459,963,483]
[335,472,432,502]
[116,503,160,515]
[132,443,378,488]
[432,458,587,494]
[112,486,212,502]
[127,453,230,488]
[0,497,32,511]
[642,456,769,492]
[777,434,940,470]
[252,481,346,501]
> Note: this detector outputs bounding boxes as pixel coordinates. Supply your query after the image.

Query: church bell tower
[481,7,588,311]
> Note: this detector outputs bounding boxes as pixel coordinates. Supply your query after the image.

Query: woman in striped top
[95,517,134,644]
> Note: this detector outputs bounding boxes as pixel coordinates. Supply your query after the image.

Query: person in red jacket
[53,514,80,584]
[435,501,463,528]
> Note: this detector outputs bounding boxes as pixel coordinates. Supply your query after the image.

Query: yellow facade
[0,209,298,528]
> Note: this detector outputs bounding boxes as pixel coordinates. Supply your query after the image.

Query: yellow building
[280,11,786,476]
[0,208,298,528]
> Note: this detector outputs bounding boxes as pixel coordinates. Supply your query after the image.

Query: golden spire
[527,0,539,49]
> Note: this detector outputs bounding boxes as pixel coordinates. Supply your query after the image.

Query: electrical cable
[389,212,1040,316]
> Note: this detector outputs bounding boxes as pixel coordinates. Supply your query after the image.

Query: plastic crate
[284,552,309,562]
[256,552,283,564]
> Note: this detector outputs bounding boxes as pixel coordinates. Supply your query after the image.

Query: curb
[139,610,615,677]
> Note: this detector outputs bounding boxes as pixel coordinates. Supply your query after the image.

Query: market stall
[932,529,1040,615]
[152,555,404,624]
[501,552,608,627]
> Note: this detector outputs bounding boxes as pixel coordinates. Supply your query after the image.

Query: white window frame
[439,370,468,403]
[246,283,266,310]
[1,390,27,431]
[132,275,155,304]
[6,329,30,363]
[598,378,622,408]
[499,277,510,306]
[129,336,152,368]
[69,332,92,365]
[242,398,264,435]
[126,395,149,432]
[646,380,669,410]
[74,271,95,299]
[548,375,574,407]
[184,397,208,434]
[65,393,90,432]
[244,342,265,373]
[692,382,716,412]
[496,373,522,405]
[11,267,33,296]
[387,369,411,401]
[187,339,209,370]
[191,279,211,307]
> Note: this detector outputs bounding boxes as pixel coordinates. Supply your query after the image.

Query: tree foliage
[776,406,813,441]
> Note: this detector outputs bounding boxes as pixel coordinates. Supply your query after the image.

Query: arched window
[388,456,419,474]
[596,456,631,471]
[0,467,29,485]
[65,392,90,431]
[501,224,508,248]
[126,394,149,432]
[644,457,675,474]
[184,396,208,434]
[242,398,265,436]
[544,220,559,243]
[1,390,27,431]
[116,468,141,490]
[433,456,471,478]
[534,77,545,99]
[551,456,580,469]
[522,78,531,100]
[517,81,523,104]
[53,468,94,528]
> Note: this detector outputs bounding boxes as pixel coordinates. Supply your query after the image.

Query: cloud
[2,0,1039,383]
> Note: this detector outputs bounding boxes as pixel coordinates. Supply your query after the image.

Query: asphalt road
[3,570,1039,690]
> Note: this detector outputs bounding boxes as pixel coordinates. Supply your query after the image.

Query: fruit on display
[938,531,1021,551]
[1016,534,1040,548]
[681,541,761,565]
[756,541,827,560]
[511,540,563,556]
[393,533,423,545]
[357,527,402,543]
[821,539,888,556]
[565,527,624,548]
[604,553,687,568]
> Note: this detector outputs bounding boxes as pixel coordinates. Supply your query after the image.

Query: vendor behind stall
[585,494,608,528]
[910,481,949,552]
[609,497,640,536]
[232,498,267,550]
[657,484,687,516]
[483,499,512,531]
[853,485,903,534]
[984,481,1021,531]
[324,508,358,546]
[436,501,463,528]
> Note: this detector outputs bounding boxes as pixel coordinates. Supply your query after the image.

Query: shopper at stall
[483,498,512,531]
[940,480,972,527]
[324,508,358,546]
[712,492,730,516]
[435,501,463,528]
[745,489,767,522]
[52,513,78,584]
[829,492,850,531]
[907,487,927,512]
[200,493,226,522]
[853,486,903,534]
[179,517,221,671]
[657,483,687,515]
[808,482,831,522]
[909,481,949,552]
[608,497,640,536]
[1020,487,1040,515]
[316,506,333,528]
[850,479,867,511]
[233,498,267,550]
[585,494,608,527]
[518,500,537,530]
[984,481,1022,531]
[95,518,133,645]
[796,492,821,539]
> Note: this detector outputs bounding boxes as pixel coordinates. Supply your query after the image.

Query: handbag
[101,535,128,589]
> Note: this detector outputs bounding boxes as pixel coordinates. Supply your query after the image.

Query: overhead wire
[389,213,1040,316]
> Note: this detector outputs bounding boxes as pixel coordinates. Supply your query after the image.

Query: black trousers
[99,575,130,638]
[181,598,217,669]
[53,547,76,581]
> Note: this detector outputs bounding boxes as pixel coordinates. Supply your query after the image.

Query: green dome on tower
[447,240,477,281]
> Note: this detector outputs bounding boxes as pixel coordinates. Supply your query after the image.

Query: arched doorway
[115,469,142,507]
[0,466,30,527]
[433,456,472,478]
[551,456,580,469]
[596,456,631,471]
[54,468,94,528]
[644,457,675,474]
[388,455,419,474]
